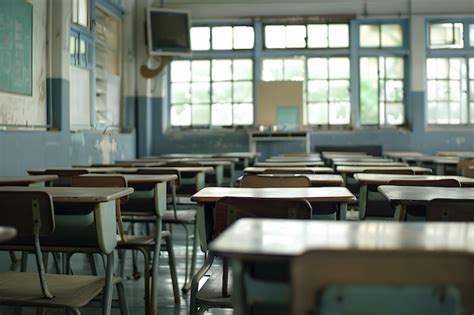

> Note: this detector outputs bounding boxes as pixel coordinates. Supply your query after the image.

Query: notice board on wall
[255,81,304,129]
[0,0,33,95]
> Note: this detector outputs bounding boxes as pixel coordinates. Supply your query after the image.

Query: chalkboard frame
[0,0,33,96]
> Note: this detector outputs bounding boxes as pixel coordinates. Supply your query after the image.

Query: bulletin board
[255,81,304,129]
[0,0,33,95]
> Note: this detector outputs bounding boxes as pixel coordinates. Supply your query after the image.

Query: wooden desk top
[332,161,408,167]
[29,167,135,175]
[354,174,474,187]
[330,158,393,162]
[137,166,214,174]
[336,166,432,175]
[378,185,474,205]
[191,187,356,204]
[383,151,424,158]
[0,227,17,243]
[0,187,134,203]
[209,219,474,260]
[405,155,460,164]
[265,157,322,163]
[79,174,178,184]
[255,161,325,167]
[244,167,334,174]
[237,174,344,186]
[0,175,59,186]
[160,152,260,159]
[437,151,474,158]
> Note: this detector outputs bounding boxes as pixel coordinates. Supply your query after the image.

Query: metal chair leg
[102,253,115,315]
[164,233,180,304]
[116,280,129,315]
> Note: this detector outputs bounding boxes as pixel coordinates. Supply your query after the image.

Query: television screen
[147,8,191,57]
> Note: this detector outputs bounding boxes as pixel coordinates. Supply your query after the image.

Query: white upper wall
[163,0,474,19]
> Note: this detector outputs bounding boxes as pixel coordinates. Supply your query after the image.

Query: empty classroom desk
[378,185,474,221]
[209,219,474,315]
[244,166,334,175]
[236,174,344,187]
[255,161,325,167]
[0,175,58,186]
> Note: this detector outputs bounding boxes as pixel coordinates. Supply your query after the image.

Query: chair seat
[163,209,196,224]
[117,231,171,248]
[196,269,233,308]
[0,271,115,309]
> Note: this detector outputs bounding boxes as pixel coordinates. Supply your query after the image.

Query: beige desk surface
[209,218,474,260]
[244,167,334,174]
[159,152,260,159]
[336,166,432,175]
[378,185,474,205]
[354,174,474,187]
[28,167,136,175]
[255,161,325,167]
[0,226,17,243]
[437,151,474,158]
[322,152,369,158]
[79,174,178,184]
[405,155,460,164]
[119,158,234,166]
[237,174,344,186]
[332,161,408,167]
[137,166,214,174]
[265,157,322,162]
[330,158,393,162]
[191,187,356,204]
[0,175,59,186]
[0,186,133,203]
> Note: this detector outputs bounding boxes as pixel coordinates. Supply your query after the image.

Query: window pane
[471,25,474,47]
[360,24,380,47]
[233,60,253,80]
[450,81,461,101]
[212,82,232,103]
[262,59,284,81]
[212,104,233,125]
[191,27,210,50]
[233,103,253,125]
[77,0,88,28]
[381,24,403,47]
[265,25,286,48]
[233,26,254,49]
[436,103,449,124]
[429,23,464,48]
[308,103,328,124]
[307,24,327,48]
[386,103,404,125]
[212,27,233,50]
[192,105,210,125]
[72,0,78,23]
[470,59,474,79]
[427,102,437,124]
[171,83,191,103]
[171,61,191,82]
[385,57,404,79]
[329,80,350,101]
[470,81,474,100]
[233,82,253,102]
[449,102,461,124]
[212,60,232,81]
[471,103,474,124]
[191,83,210,103]
[329,102,350,124]
[328,58,350,79]
[191,60,210,81]
[328,24,349,48]
[284,59,305,80]
[308,58,328,79]
[427,80,437,101]
[436,81,450,101]
[426,59,437,79]
[449,58,462,79]
[360,57,379,124]
[385,80,404,102]
[308,80,328,102]
[286,25,306,48]
[171,104,191,126]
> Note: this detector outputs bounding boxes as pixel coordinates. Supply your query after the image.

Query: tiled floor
[0,225,233,314]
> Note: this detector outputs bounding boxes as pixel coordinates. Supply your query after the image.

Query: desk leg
[435,163,444,175]
[393,205,407,221]
[215,165,224,187]
[195,172,205,191]
[339,203,347,221]
[102,252,114,315]
[229,164,235,187]
[151,217,163,315]
[359,185,368,220]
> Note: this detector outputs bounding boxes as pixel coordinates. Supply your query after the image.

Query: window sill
[426,125,474,132]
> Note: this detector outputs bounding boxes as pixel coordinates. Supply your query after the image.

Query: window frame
[425,17,474,129]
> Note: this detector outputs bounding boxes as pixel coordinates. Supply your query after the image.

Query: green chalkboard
[0,0,32,95]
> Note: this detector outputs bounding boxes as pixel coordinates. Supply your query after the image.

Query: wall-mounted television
[146,8,191,57]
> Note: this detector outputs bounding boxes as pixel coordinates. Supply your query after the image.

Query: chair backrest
[464,168,474,178]
[240,175,311,188]
[263,169,314,175]
[363,169,415,175]
[163,162,202,167]
[388,178,461,187]
[71,175,128,202]
[291,249,474,315]
[44,169,89,186]
[426,199,474,222]
[214,197,312,236]
[136,168,182,187]
[456,160,474,176]
[0,191,54,238]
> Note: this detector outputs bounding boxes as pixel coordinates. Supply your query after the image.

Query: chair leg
[68,308,81,315]
[150,219,163,315]
[87,253,98,276]
[164,233,180,305]
[139,248,151,315]
[116,280,129,315]
[190,253,214,315]
[181,224,190,292]
[102,252,115,315]
[118,249,126,278]
[9,251,19,263]
[53,253,61,274]
[20,251,28,272]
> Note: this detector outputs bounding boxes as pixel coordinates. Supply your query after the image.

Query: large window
[426,20,474,126]
[358,22,406,126]
[169,25,255,128]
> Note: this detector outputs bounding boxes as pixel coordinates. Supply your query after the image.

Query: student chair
[291,249,474,315]
[0,190,128,314]
[426,199,474,222]
[71,175,180,313]
[191,197,312,315]
[240,174,311,188]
